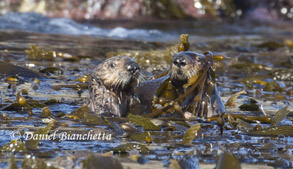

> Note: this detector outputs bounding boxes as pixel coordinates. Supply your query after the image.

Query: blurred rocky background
[0,0,292,21]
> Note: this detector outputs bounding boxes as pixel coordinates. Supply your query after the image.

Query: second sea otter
[169,51,225,117]
[135,51,225,118]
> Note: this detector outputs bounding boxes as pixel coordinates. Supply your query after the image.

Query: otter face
[170,51,205,84]
[93,56,140,91]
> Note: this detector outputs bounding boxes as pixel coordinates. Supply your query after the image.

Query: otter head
[92,56,140,92]
[170,51,205,87]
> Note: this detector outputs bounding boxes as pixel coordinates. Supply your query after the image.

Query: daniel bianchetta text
[10,130,112,141]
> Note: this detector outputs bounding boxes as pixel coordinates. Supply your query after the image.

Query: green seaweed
[178,34,189,52]
[180,123,201,144]
[263,80,285,92]
[128,114,161,131]
[22,155,59,169]
[248,125,293,137]
[236,118,254,130]
[0,140,27,152]
[25,120,57,150]
[130,132,153,142]
[215,152,241,169]
[26,45,77,61]
[239,103,260,111]
[9,155,18,169]
[271,106,290,127]
[225,90,246,107]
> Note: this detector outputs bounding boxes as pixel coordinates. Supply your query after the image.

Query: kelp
[25,120,57,150]
[239,76,270,89]
[236,118,254,130]
[1,24,293,169]
[213,54,226,61]
[270,106,290,127]
[170,159,181,169]
[81,115,106,125]
[52,84,88,90]
[215,152,241,169]
[239,103,260,111]
[120,123,139,133]
[5,75,19,83]
[0,140,27,152]
[39,107,52,118]
[18,96,26,105]
[208,114,271,123]
[145,132,152,143]
[22,155,59,169]
[284,40,293,48]
[177,34,189,52]
[232,62,268,72]
[263,80,285,92]
[248,125,293,137]
[2,97,50,112]
[227,113,237,128]
[147,62,213,117]
[26,45,77,61]
[239,98,260,111]
[183,74,201,89]
[9,155,17,169]
[154,77,178,101]
[128,114,161,131]
[68,105,105,125]
[225,90,246,107]
[180,123,201,144]
[129,132,152,142]
[0,60,47,80]
[268,69,293,81]
[75,75,90,83]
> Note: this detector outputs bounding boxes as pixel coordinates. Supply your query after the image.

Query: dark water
[0,13,293,168]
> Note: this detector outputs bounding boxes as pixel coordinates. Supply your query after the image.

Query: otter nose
[126,62,139,73]
[173,56,186,67]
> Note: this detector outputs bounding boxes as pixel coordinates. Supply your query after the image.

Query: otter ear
[204,51,214,63]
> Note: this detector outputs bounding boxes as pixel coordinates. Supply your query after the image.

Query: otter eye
[110,63,116,68]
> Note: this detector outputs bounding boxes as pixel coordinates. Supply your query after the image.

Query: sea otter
[169,51,225,118]
[87,56,140,117]
[135,51,225,118]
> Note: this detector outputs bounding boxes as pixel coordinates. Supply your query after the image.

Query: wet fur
[87,56,140,117]
[170,51,205,91]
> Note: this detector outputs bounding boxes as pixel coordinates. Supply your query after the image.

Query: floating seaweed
[25,45,77,61]
[180,123,201,144]
[128,114,161,131]
[225,90,246,107]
